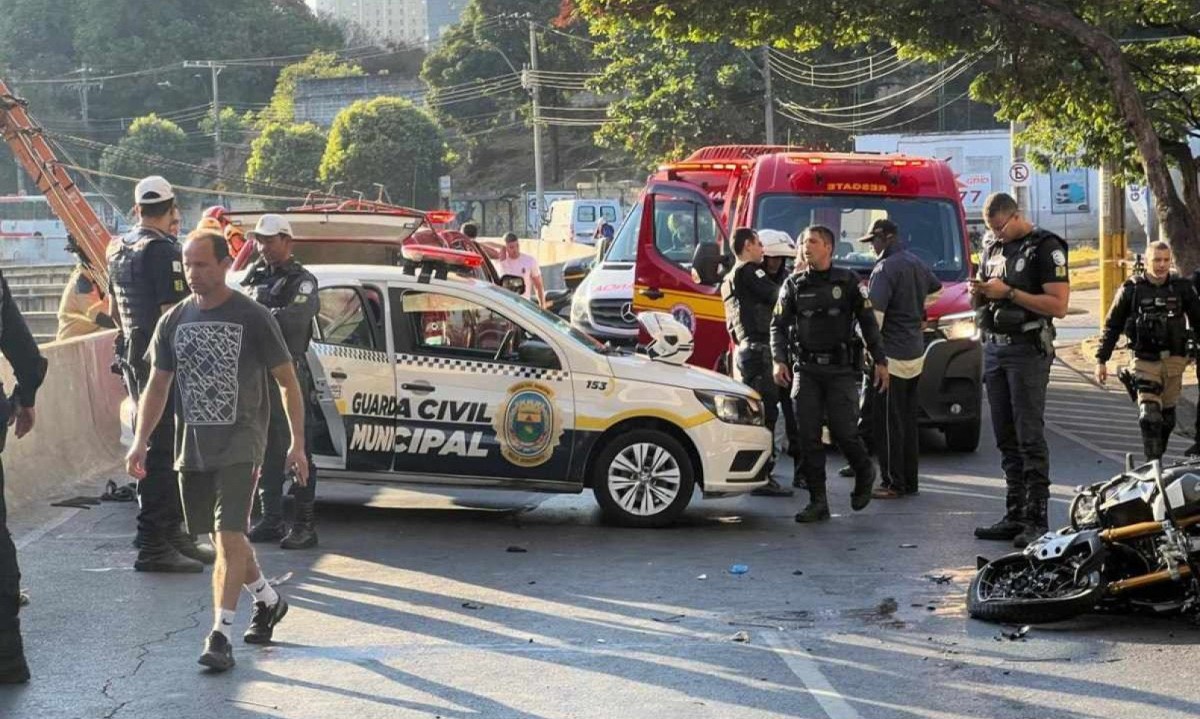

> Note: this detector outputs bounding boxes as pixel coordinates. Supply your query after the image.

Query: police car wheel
[592,429,695,528]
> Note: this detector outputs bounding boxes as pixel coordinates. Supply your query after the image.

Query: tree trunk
[978,0,1200,271]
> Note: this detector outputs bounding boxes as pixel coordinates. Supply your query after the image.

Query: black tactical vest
[789,267,860,352]
[242,258,316,358]
[721,262,773,344]
[978,229,1065,334]
[1126,276,1191,357]
[106,227,176,341]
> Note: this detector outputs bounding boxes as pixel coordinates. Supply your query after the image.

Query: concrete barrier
[1,329,125,510]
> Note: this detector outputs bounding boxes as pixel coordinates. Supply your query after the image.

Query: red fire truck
[595,146,982,451]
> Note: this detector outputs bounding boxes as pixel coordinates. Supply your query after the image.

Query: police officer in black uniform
[1095,241,1200,460]
[721,228,792,497]
[971,192,1070,548]
[107,176,211,572]
[242,214,321,549]
[771,224,887,522]
[0,267,48,684]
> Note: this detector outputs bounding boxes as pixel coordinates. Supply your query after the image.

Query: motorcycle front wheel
[968,552,1105,624]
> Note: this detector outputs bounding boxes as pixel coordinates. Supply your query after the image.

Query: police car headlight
[936,311,978,341]
[694,390,764,426]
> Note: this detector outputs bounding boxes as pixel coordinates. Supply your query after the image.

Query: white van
[541,199,622,244]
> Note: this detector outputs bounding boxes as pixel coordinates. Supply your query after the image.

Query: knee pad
[1135,376,1165,396]
[1139,402,1164,434]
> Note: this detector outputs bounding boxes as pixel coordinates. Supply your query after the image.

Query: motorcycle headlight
[694,390,764,426]
[936,310,978,341]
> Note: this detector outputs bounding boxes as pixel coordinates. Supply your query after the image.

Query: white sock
[212,608,236,639]
[245,578,279,607]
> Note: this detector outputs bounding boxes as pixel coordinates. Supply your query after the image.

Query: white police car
[300,245,771,527]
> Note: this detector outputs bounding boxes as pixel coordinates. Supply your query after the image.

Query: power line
[59,163,311,203]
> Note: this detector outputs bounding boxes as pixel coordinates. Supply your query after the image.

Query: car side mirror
[692,243,724,286]
[500,274,526,296]
[517,339,559,368]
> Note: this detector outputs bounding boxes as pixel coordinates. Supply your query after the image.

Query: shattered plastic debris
[1000,625,1031,641]
[696,574,708,580]
[462,601,485,610]
[792,570,804,576]
[730,631,751,643]
[899,543,919,549]
[729,564,749,575]
[267,572,294,587]
[924,574,953,584]
[506,546,528,553]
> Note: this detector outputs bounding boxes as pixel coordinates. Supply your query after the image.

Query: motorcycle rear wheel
[968,552,1105,624]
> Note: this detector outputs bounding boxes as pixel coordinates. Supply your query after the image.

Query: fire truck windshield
[755,195,967,281]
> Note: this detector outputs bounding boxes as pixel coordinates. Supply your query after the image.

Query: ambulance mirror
[517,339,559,369]
[500,274,526,296]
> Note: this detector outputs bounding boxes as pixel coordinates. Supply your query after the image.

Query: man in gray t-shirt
[126,230,309,673]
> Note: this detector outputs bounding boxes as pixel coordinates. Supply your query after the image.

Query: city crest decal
[493,381,564,467]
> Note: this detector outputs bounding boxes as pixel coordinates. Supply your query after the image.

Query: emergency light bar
[424,210,457,225]
[401,244,483,268]
[657,161,749,172]
[791,155,926,168]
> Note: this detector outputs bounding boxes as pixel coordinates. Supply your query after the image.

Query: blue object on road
[729,564,749,575]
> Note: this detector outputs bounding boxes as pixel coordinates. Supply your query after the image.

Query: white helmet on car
[638,311,694,366]
[759,229,795,258]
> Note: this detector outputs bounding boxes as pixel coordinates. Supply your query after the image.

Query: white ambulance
[299,245,771,527]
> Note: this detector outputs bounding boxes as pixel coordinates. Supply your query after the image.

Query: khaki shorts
[180,463,258,535]
[1132,356,1191,407]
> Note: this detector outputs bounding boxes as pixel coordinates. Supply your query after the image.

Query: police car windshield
[755,195,967,281]
[482,283,612,353]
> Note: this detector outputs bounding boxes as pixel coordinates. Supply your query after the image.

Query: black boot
[167,527,216,565]
[280,501,318,550]
[247,515,285,543]
[752,460,793,497]
[0,630,29,684]
[134,535,204,573]
[795,482,830,523]
[1013,497,1049,548]
[850,463,876,511]
[975,486,1026,540]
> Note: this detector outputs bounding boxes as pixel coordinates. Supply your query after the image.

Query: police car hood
[604,353,758,396]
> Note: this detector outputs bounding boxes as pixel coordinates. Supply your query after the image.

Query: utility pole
[1099,161,1127,313]
[183,60,226,205]
[528,20,545,233]
[67,67,101,165]
[762,46,775,145]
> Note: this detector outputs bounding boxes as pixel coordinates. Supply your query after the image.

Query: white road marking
[14,508,80,550]
[763,631,862,719]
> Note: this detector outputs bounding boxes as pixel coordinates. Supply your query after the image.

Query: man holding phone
[970,193,1070,549]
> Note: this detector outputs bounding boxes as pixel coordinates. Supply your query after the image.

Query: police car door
[309,284,395,473]
[388,284,578,486]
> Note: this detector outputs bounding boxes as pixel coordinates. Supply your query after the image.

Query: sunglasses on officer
[986,212,1018,236]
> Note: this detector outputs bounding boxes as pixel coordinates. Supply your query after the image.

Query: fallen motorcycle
[968,457,1200,624]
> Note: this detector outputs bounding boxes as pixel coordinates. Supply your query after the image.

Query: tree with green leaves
[319,97,447,208]
[577,0,1200,268]
[97,114,192,195]
[258,51,365,127]
[246,122,327,203]
[588,15,766,167]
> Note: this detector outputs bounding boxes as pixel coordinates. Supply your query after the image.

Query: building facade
[312,0,427,46]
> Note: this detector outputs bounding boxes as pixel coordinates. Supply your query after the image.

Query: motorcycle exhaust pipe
[1099,513,1200,543]
[1107,565,1192,595]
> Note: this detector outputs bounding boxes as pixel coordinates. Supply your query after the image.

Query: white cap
[759,229,795,257]
[134,175,174,204]
[250,214,293,239]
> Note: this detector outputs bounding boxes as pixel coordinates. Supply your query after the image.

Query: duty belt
[982,319,1046,345]
[738,340,770,350]
[796,348,852,367]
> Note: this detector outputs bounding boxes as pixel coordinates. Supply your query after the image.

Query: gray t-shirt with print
[149,292,291,471]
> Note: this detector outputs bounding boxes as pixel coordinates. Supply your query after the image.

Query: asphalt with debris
[4,357,1200,719]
